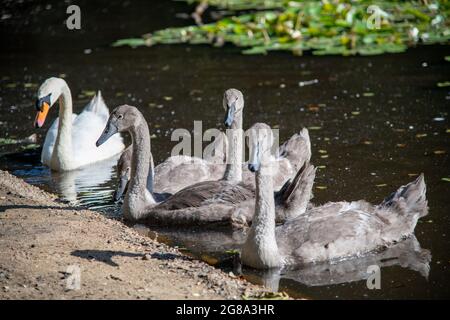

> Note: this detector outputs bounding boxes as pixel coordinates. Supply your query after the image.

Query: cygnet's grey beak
[224,103,235,128]
[248,142,261,172]
[96,120,118,147]
[113,174,129,202]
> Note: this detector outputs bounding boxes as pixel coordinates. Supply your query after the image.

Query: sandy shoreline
[0,170,267,300]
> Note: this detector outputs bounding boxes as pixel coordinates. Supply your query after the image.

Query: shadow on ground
[72,249,144,267]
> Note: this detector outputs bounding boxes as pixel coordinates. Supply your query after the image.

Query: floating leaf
[316,186,327,190]
[416,133,427,138]
[299,79,319,87]
[81,90,96,97]
[434,150,446,155]
[376,183,388,187]
[308,126,322,130]
[0,138,19,145]
[442,178,450,182]
[363,92,375,97]
[113,1,450,57]
[437,81,450,88]
[0,137,40,150]
[242,46,268,55]
[21,144,40,150]
[112,38,147,47]
[307,104,320,112]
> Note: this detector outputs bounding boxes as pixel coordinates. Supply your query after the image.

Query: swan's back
[81,91,109,122]
[276,174,428,265]
[277,201,389,264]
[240,129,312,189]
[152,129,228,194]
[42,92,124,169]
[154,180,254,210]
[153,155,225,194]
[151,129,310,193]
[277,128,311,171]
[72,104,124,166]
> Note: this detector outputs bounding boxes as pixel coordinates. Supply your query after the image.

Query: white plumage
[37,78,124,171]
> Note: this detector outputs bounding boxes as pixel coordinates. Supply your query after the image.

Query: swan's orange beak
[35,102,50,128]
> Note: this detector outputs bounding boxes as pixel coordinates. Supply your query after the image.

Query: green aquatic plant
[114,0,450,56]
[0,138,20,146]
[437,80,450,86]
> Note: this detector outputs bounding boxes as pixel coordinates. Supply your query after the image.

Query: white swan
[241,123,428,269]
[34,77,124,171]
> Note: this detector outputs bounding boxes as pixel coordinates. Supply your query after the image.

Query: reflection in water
[48,154,120,209]
[0,148,435,298]
[1,149,120,212]
[266,236,430,290]
[0,0,447,297]
[146,226,247,253]
[136,224,431,294]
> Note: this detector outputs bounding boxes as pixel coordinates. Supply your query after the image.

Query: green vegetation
[114,0,449,56]
[0,138,20,146]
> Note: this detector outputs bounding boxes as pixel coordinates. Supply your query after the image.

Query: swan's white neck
[223,112,243,183]
[241,163,282,269]
[124,115,156,220]
[51,84,74,171]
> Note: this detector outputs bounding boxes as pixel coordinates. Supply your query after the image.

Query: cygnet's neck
[124,114,156,220]
[242,162,282,269]
[223,112,243,183]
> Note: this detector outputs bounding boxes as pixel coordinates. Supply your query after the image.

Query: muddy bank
[0,170,267,300]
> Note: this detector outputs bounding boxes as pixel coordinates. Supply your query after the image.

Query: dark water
[1,0,449,299]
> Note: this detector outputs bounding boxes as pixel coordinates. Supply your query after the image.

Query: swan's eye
[117,114,123,120]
